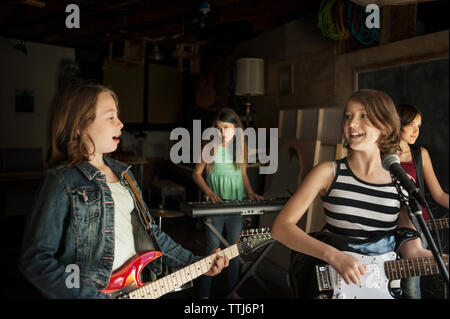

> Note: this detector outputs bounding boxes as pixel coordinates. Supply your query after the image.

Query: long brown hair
[396,103,422,152]
[46,83,119,168]
[205,107,247,175]
[343,89,400,156]
[396,103,422,127]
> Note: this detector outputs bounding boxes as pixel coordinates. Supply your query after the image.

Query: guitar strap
[411,145,425,195]
[123,172,164,276]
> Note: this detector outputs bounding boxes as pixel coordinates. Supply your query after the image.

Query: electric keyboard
[180,197,289,217]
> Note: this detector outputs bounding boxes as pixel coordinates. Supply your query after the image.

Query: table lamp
[234,58,264,127]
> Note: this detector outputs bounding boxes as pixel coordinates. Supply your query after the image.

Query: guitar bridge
[316,265,333,291]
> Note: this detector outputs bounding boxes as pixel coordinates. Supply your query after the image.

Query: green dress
[206,144,246,200]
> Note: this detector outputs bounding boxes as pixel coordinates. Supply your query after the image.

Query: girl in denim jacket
[19,83,228,299]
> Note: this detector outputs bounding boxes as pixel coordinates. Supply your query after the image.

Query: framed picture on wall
[279,64,294,95]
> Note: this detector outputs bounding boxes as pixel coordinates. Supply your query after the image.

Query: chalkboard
[357,57,449,193]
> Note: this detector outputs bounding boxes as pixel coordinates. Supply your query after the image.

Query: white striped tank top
[320,158,403,239]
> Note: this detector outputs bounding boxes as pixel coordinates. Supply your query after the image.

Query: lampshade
[235,58,264,96]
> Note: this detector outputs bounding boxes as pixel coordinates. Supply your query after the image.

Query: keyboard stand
[202,217,275,299]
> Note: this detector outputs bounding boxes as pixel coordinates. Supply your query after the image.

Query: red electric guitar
[99,228,273,299]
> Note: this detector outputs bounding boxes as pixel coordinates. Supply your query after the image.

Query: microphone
[382,154,427,208]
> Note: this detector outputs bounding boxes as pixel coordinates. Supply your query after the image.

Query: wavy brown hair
[343,89,400,156]
[396,103,423,152]
[46,83,119,168]
[396,103,423,127]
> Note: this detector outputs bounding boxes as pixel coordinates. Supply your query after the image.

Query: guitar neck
[128,245,240,299]
[425,218,449,231]
[385,255,449,280]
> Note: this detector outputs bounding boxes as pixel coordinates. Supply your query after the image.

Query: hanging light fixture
[148,42,165,61]
[199,1,211,29]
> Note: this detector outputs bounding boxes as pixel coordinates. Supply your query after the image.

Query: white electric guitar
[290,228,449,299]
[315,251,448,299]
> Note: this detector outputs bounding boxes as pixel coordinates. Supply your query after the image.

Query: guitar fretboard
[385,255,449,280]
[425,218,449,231]
[128,244,240,299]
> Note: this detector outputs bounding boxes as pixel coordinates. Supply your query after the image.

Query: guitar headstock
[237,228,274,255]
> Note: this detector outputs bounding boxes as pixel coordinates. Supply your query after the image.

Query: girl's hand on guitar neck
[328,250,368,285]
[204,248,229,276]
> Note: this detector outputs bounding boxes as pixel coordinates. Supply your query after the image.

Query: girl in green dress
[192,108,263,298]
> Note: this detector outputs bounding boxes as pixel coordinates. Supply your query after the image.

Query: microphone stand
[406,195,449,284]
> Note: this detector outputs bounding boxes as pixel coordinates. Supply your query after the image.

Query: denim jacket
[19,156,200,299]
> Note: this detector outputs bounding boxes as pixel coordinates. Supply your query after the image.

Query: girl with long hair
[20,83,227,298]
[192,107,263,299]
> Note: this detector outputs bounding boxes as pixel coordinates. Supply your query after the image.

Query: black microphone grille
[382,154,400,171]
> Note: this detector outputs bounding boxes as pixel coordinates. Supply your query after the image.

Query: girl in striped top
[321,157,404,239]
[272,89,433,287]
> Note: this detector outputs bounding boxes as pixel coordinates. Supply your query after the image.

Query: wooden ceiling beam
[101,23,188,44]
[35,3,190,43]
[91,0,145,15]
[64,0,247,34]
[0,0,316,48]
[18,0,46,8]
[207,0,316,25]
[18,0,289,41]
[101,0,313,41]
